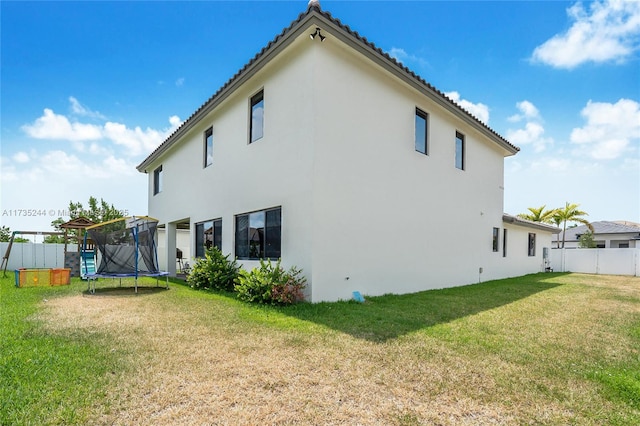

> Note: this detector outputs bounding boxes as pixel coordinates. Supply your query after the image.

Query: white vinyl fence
[550,248,640,276]
[0,242,66,271]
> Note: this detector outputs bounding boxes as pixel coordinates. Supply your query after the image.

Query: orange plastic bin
[50,268,71,286]
[14,268,71,287]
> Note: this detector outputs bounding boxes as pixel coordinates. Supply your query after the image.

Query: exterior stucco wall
[308,39,511,301]
[146,35,318,285]
[494,223,553,279]
[142,25,555,302]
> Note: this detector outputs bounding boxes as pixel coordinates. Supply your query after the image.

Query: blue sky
[1,0,639,235]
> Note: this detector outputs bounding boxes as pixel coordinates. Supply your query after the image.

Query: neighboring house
[558,221,640,249]
[137,2,558,302]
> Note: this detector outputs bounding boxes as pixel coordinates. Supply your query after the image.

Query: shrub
[187,247,240,291]
[234,259,306,305]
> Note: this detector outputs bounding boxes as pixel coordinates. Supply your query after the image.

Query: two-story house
[137,1,557,302]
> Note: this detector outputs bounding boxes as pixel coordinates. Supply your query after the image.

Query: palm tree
[554,202,594,248]
[549,214,564,248]
[517,205,557,224]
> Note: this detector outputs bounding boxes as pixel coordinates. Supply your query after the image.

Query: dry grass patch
[33,273,640,425]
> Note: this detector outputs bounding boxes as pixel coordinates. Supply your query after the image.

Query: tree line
[0,197,124,244]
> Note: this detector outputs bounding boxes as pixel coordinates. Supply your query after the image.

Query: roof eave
[137,5,518,172]
[503,214,561,234]
[136,10,322,173]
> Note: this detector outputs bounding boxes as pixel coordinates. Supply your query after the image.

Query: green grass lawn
[1,272,639,425]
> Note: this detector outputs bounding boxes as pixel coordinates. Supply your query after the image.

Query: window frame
[492,227,500,252]
[204,127,213,168]
[153,165,163,195]
[455,131,465,170]
[235,206,281,260]
[249,89,264,144]
[195,218,222,258]
[528,233,536,257]
[415,108,428,155]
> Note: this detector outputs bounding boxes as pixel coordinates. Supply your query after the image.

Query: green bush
[234,259,306,305]
[187,247,240,291]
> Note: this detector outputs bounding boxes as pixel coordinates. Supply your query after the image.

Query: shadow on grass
[81,277,170,297]
[82,286,169,297]
[278,273,568,342]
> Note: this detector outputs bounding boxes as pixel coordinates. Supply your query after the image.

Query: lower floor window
[195,219,222,257]
[492,227,499,252]
[235,207,281,260]
[528,233,536,257]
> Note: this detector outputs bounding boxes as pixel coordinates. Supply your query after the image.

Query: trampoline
[83,216,168,293]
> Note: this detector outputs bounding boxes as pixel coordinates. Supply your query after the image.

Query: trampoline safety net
[86,216,161,276]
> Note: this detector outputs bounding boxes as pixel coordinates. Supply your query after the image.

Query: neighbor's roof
[502,214,561,234]
[137,2,519,173]
[560,221,640,242]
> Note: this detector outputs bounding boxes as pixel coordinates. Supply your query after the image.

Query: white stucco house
[558,221,640,249]
[137,2,558,302]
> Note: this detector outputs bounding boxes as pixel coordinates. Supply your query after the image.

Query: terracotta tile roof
[138,3,518,172]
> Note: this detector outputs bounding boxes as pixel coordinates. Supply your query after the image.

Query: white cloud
[175,78,185,87]
[12,152,30,163]
[570,98,640,160]
[22,108,103,141]
[506,100,552,153]
[69,96,107,120]
[444,91,490,124]
[169,115,181,127]
[387,47,430,69]
[22,103,182,157]
[532,0,640,69]
[508,101,540,122]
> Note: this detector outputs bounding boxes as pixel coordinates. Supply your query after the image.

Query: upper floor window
[528,233,536,257]
[204,127,213,167]
[195,218,222,257]
[455,131,465,170]
[153,165,163,195]
[415,108,428,155]
[249,90,264,143]
[492,227,500,252]
[235,207,281,260]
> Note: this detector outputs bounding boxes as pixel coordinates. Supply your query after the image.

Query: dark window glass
[213,220,222,251]
[153,165,163,195]
[250,90,264,143]
[528,233,536,257]
[196,219,222,257]
[235,207,281,260]
[204,127,213,167]
[492,227,499,252]
[195,223,205,258]
[265,208,281,259]
[235,215,250,259]
[249,211,265,259]
[415,108,428,154]
[503,229,508,257]
[455,132,465,170]
[203,221,214,252]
